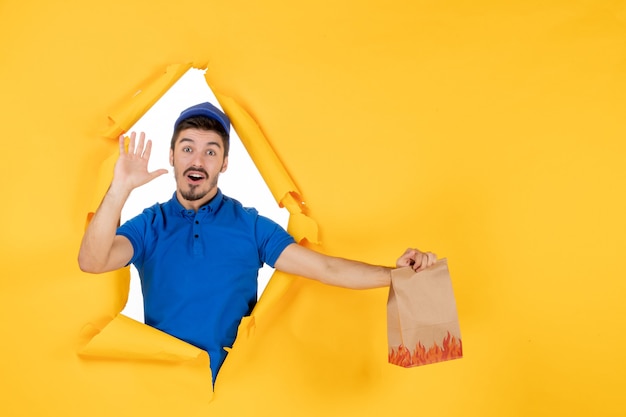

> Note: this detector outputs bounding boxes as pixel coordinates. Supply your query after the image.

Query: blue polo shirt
[116,189,295,381]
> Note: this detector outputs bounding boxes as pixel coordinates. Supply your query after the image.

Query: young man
[78,102,436,381]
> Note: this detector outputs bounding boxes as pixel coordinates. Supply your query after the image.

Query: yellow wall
[1,1,624,416]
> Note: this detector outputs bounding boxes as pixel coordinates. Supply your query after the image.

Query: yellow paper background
[1,1,624,416]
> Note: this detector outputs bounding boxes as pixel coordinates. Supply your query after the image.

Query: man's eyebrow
[178,138,222,148]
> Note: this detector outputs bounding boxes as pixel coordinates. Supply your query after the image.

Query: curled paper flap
[211,89,319,244]
[79,314,210,365]
[286,212,319,244]
[103,63,194,139]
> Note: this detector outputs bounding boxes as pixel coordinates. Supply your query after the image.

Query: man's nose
[191,153,204,166]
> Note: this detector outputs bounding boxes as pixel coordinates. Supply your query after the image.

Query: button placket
[191,207,210,256]
[192,212,202,255]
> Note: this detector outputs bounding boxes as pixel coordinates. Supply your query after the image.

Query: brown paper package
[387,259,463,367]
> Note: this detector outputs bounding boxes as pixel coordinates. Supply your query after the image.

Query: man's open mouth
[185,170,207,183]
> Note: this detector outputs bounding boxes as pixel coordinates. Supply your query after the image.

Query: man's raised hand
[113,132,168,192]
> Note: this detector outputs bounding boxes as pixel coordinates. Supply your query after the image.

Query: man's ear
[221,156,229,173]
[169,149,174,166]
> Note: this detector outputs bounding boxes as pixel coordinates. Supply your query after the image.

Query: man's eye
[207,150,216,156]
[183,147,192,153]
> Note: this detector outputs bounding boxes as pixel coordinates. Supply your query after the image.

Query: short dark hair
[170,116,230,156]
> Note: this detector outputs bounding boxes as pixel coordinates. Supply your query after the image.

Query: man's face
[169,128,228,209]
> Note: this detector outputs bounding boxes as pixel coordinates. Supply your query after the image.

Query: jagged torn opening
[80,64,319,372]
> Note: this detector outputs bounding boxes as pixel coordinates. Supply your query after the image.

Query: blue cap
[173,102,231,134]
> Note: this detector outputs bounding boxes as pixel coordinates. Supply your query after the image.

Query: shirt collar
[171,188,224,216]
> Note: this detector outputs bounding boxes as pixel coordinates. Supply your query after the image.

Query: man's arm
[274,244,436,290]
[78,132,167,273]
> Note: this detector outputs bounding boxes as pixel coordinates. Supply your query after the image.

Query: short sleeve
[116,210,150,266]
[254,215,295,267]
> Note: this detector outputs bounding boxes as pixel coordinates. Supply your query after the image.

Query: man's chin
[181,191,207,202]
[179,184,216,203]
